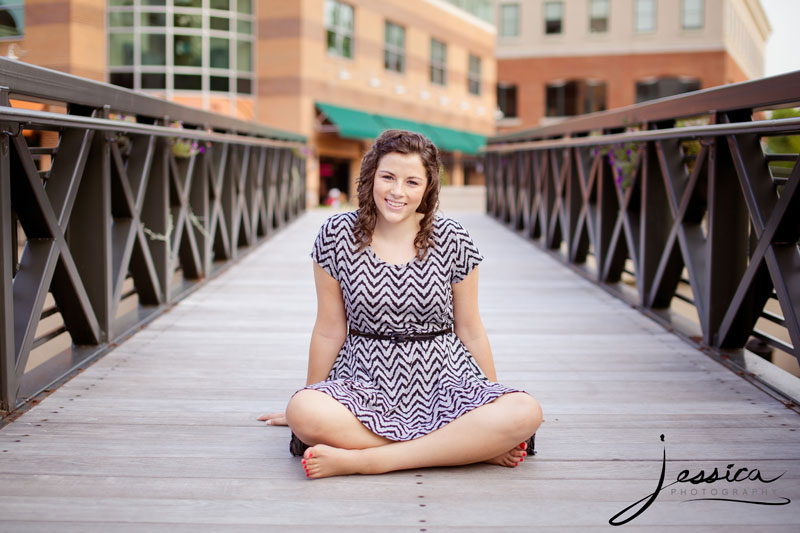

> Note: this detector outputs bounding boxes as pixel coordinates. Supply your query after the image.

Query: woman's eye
[381,175,393,181]
[408,180,420,187]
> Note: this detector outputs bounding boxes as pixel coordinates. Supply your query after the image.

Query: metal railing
[485,71,800,374]
[0,59,307,412]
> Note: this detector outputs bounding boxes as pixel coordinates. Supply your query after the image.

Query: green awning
[316,102,486,155]
[424,124,486,154]
[316,102,385,140]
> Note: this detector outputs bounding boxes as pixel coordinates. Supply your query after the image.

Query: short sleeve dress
[292,210,525,450]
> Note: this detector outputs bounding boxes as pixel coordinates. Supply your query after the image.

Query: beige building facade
[493,0,770,131]
[1,0,496,207]
[259,0,497,206]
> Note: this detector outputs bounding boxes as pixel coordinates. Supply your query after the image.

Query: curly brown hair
[354,129,441,259]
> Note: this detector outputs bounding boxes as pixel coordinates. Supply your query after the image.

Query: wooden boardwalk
[0,208,798,531]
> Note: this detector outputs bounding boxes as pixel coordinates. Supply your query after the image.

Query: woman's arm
[306,261,348,386]
[452,266,497,382]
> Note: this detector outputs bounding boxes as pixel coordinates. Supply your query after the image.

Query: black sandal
[525,433,537,455]
[290,432,310,457]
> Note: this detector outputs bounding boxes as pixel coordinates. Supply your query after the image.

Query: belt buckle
[391,333,408,343]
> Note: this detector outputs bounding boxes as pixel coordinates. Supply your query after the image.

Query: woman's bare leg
[286,389,393,449]
[289,391,542,479]
[286,389,528,470]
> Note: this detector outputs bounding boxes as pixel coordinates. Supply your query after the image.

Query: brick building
[492,0,771,132]
[0,0,497,207]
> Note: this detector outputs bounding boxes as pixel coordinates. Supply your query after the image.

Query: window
[499,3,519,38]
[384,21,405,73]
[589,0,609,33]
[634,0,656,33]
[635,77,700,103]
[430,39,447,86]
[497,84,517,119]
[324,0,354,59]
[546,80,606,117]
[544,2,563,35]
[468,54,481,96]
[107,1,254,95]
[681,0,703,29]
[0,0,24,38]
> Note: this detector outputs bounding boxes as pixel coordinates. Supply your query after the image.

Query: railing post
[706,112,753,346]
[0,87,16,410]
[68,106,113,341]
[140,122,171,303]
[640,123,676,308]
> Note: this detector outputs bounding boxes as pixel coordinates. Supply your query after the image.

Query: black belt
[348,326,453,343]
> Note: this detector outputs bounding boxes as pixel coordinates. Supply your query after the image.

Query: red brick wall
[497,50,749,132]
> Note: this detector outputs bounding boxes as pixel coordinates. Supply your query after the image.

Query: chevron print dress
[302,210,520,442]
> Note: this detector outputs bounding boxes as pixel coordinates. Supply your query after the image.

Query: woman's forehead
[376,152,426,175]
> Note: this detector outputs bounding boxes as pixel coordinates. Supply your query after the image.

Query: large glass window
[544,2,563,35]
[324,0,354,59]
[546,80,606,117]
[635,77,700,103]
[107,1,254,96]
[589,0,609,33]
[499,3,519,38]
[634,0,656,33]
[109,33,134,67]
[384,21,405,74]
[497,84,518,119]
[0,1,25,39]
[681,0,703,29]
[430,39,447,86]
[141,33,166,66]
[468,54,481,96]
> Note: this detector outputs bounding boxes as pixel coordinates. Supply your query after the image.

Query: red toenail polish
[523,452,527,457]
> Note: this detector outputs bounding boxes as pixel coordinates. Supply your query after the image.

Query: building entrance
[318,157,351,207]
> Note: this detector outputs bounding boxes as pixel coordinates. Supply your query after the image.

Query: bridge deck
[0,209,798,531]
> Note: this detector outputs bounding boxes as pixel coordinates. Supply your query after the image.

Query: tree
[766,108,800,171]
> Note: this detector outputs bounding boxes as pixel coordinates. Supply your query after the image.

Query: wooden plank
[0,208,797,530]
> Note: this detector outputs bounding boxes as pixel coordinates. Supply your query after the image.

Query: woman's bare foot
[484,441,527,467]
[302,444,366,479]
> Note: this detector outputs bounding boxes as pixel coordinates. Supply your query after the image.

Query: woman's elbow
[454,320,485,344]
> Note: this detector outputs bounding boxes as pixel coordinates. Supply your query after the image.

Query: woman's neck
[373,212,423,241]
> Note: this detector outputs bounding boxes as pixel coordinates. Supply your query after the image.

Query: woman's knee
[285,389,329,438]
[504,392,543,436]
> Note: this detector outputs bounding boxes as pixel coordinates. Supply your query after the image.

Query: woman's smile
[385,198,406,210]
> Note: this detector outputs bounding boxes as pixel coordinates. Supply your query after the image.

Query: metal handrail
[0,106,307,149]
[492,70,800,142]
[485,116,800,152]
[0,61,308,414]
[484,76,800,388]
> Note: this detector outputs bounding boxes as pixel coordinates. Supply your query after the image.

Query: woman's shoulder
[320,210,358,233]
[433,214,469,239]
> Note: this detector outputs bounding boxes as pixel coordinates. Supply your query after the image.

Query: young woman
[259,130,542,479]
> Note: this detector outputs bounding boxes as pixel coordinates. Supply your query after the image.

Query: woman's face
[372,152,428,225]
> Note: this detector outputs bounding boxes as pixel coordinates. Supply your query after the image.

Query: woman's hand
[257,412,288,426]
